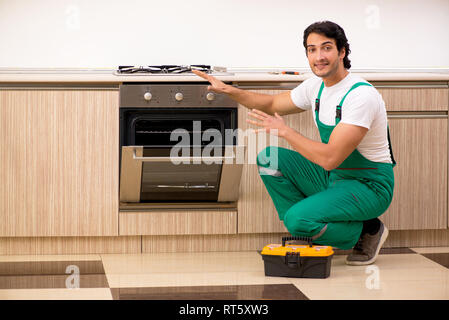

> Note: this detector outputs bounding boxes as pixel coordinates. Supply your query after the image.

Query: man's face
[305,32,345,78]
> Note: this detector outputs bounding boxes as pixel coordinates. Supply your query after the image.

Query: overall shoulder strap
[314,81,325,112]
[335,82,396,165]
[335,82,372,124]
[387,125,397,165]
[338,82,372,106]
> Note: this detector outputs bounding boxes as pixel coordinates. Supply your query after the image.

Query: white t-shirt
[290,72,393,163]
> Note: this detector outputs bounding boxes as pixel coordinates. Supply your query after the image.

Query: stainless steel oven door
[120,145,245,203]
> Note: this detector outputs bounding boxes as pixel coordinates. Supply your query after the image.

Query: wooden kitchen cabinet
[0,88,119,237]
[381,116,447,229]
[119,210,237,236]
[378,82,449,230]
[375,82,448,111]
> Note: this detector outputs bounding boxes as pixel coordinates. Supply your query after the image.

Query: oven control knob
[206,92,215,101]
[143,92,152,101]
[175,92,184,101]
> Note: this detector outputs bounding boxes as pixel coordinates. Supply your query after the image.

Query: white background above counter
[0,0,448,69]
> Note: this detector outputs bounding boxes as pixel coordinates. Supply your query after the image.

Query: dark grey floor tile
[379,247,416,254]
[111,284,309,300]
[0,260,108,289]
[0,274,109,289]
[421,253,449,269]
[0,261,105,276]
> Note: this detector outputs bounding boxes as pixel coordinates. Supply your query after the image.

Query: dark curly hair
[303,21,351,69]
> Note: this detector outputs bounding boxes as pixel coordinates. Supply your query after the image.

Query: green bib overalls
[257,82,396,249]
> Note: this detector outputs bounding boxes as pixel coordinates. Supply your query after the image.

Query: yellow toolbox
[260,237,334,278]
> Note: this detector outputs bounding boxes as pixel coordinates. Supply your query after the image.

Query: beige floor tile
[101,252,263,273]
[102,251,290,288]
[0,254,101,262]
[290,255,449,300]
[101,252,263,274]
[293,280,449,300]
[0,288,112,300]
[411,246,449,254]
[106,272,290,288]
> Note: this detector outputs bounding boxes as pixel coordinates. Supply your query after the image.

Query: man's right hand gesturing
[192,69,294,116]
[192,69,231,94]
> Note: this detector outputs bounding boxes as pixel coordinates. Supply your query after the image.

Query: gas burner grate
[117,65,212,74]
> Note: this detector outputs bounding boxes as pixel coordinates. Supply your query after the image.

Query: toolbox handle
[282,236,313,247]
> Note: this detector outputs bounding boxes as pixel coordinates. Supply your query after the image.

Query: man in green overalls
[193,21,395,266]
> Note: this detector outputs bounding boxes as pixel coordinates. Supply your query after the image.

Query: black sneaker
[345,222,389,266]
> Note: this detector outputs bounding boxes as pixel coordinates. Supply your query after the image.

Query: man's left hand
[246,109,289,137]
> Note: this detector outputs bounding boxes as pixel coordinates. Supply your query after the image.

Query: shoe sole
[345,225,389,266]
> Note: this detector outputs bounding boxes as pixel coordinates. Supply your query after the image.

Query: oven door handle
[129,146,244,163]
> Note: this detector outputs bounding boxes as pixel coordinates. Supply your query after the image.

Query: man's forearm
[225,85,274,114]
[283,127,334,171]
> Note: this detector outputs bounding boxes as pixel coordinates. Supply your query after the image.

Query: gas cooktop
[114,65,230,76]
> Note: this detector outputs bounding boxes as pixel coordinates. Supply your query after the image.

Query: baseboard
[1,229,448,255]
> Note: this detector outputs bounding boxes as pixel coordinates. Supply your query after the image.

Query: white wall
[0,0,448,69]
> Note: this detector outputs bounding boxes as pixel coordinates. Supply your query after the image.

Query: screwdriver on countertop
[282,71,300,75]
[269,71,300,75]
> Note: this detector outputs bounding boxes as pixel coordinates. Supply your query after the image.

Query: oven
[119,83,243,209]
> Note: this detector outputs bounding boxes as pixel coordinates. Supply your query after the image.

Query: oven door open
[120,145,244,203]
[119,106,241,207]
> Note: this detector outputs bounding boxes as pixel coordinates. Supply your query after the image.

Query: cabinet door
[0,89,119,236]
[237,89,320,233]
[375,83,448,112]
[380,116,447,230]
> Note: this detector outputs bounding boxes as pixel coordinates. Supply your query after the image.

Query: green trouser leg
[257,146,329,220]
[257,147,391,250]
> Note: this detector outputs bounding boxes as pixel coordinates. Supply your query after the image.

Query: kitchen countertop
[0,68,448,83]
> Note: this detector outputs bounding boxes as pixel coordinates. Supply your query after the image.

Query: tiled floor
[0,247,448,300]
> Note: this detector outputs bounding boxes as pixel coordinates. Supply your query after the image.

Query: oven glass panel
[135,118,222,147]
[120,108,237,148]
[141,162,221,202]
[139,148,222,202]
